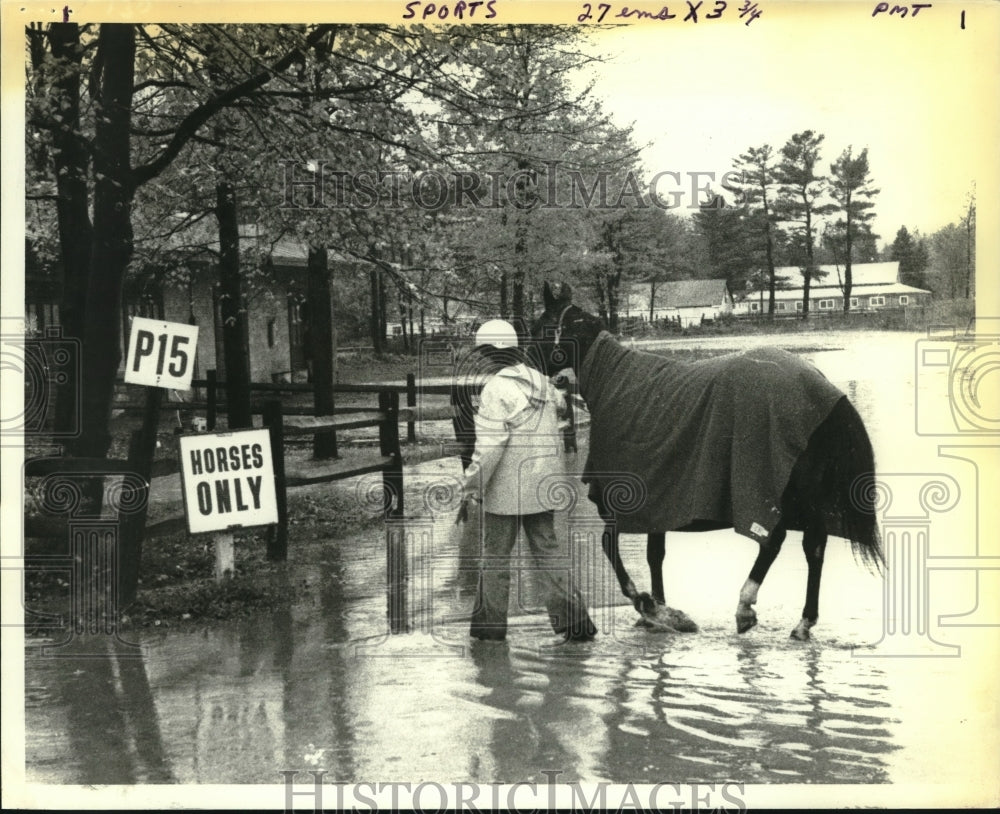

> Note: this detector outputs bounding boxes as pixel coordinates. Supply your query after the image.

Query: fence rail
[113,370,478,447]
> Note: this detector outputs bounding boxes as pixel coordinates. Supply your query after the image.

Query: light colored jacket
[463,363,566,515]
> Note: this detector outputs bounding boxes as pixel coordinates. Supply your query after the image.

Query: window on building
[795,301,803,311]
[818,299,834,310]
[850,297,859,308]
[899,295,910,305]
[869,296,886,307]
[749,302,760,312]
[267,318,276,348]
[776,302,787,311]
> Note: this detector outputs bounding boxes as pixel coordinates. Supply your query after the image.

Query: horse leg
[594,494,652,614]
[647,533,666,604]
[791,521,827,641]
[736,525,786,633]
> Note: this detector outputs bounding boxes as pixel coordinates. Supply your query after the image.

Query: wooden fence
[25,369,577,612]
[130,372,483,557]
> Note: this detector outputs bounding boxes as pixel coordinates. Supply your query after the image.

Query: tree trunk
[307,245,337,459]
[512,271,526,337]
[764,216,776,318]
[378,271,388,349]
[48,23,93,438]
[397,285,410,352]
[799,200,814,320]
[499,272,509,320]
[216,181,252,429]
[843,194,854,312]
[595,278,608,325]
[965,212,973,300]
[606,272,620,333]
[511,159,531,333]
[369,265,383,357]
[408,290,416,347]
[73,24,136,459]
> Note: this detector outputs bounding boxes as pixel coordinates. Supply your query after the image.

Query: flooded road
[22,330,1000,799]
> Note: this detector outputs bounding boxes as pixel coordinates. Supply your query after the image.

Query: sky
[574,0,998,243]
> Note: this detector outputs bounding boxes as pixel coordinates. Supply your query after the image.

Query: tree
[929,223,970,300]
[732,145,782,316]
[926,190,976,301]
[433,25,639,332]
[28,23,92,433]
[638,214,701,321]
[28,22,476,463]
[692,196,757,293]
[774,131,829,319]
[890,226,930,290]
[960,184,976,300]
[825,146,879,311]
[26,23,338,459]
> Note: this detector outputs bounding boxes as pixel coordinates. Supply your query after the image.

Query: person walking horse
[459,319,597,642]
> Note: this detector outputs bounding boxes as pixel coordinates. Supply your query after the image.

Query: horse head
[530,282,605,377]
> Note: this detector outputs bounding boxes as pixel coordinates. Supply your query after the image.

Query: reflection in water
[467,640,611,783]
[26,637,174,784]
[592,637,896,784]
[468,641,527,781]
[22,334,985,788]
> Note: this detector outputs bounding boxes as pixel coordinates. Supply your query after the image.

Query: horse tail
[811,398,885,571]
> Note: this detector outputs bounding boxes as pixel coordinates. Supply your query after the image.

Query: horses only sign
[178,429,278,534]
[124,316,199,390]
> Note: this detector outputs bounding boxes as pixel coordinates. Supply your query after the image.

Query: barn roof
[645,279,730,308]
[774,261,901,288]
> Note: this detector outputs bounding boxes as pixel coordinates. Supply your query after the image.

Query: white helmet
[474,319,519,350]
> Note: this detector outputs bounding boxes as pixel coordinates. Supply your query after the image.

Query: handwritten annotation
[871,3,932,17]
[402,1,498,21]
[578,1,762,25]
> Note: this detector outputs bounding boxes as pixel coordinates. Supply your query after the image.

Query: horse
[530,282,883,640]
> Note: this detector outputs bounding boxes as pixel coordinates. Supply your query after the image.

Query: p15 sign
[124,317,199,390]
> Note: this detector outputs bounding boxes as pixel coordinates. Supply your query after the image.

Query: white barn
[626,279,734,327]
[734,261,931,315]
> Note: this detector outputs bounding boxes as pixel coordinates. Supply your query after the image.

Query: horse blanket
[579,332,845,540]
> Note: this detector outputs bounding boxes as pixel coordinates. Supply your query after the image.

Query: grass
[24,479,386,633]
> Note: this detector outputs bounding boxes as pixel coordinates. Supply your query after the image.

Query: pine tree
[774,131,828,319]
[733,145,782,316]
[891,226,930,290]
[826,146,879,311]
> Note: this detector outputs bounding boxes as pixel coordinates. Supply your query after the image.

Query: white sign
[178,429,278,534]
[124,316,199,390]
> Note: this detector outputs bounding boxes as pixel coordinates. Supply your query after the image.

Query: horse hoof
[638,604,699,633]
[633,592,657,616]
[659,605,699,633]
[790,625,811,641]
[735,610,758,634]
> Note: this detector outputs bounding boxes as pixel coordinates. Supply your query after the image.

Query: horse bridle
[553,304,574,347]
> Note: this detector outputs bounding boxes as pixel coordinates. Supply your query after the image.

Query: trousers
[470,511,597,641]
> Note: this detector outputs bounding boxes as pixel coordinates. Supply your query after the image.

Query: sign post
[213,531,235,581]
[178,428,279,581]
[124,316,200,390]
